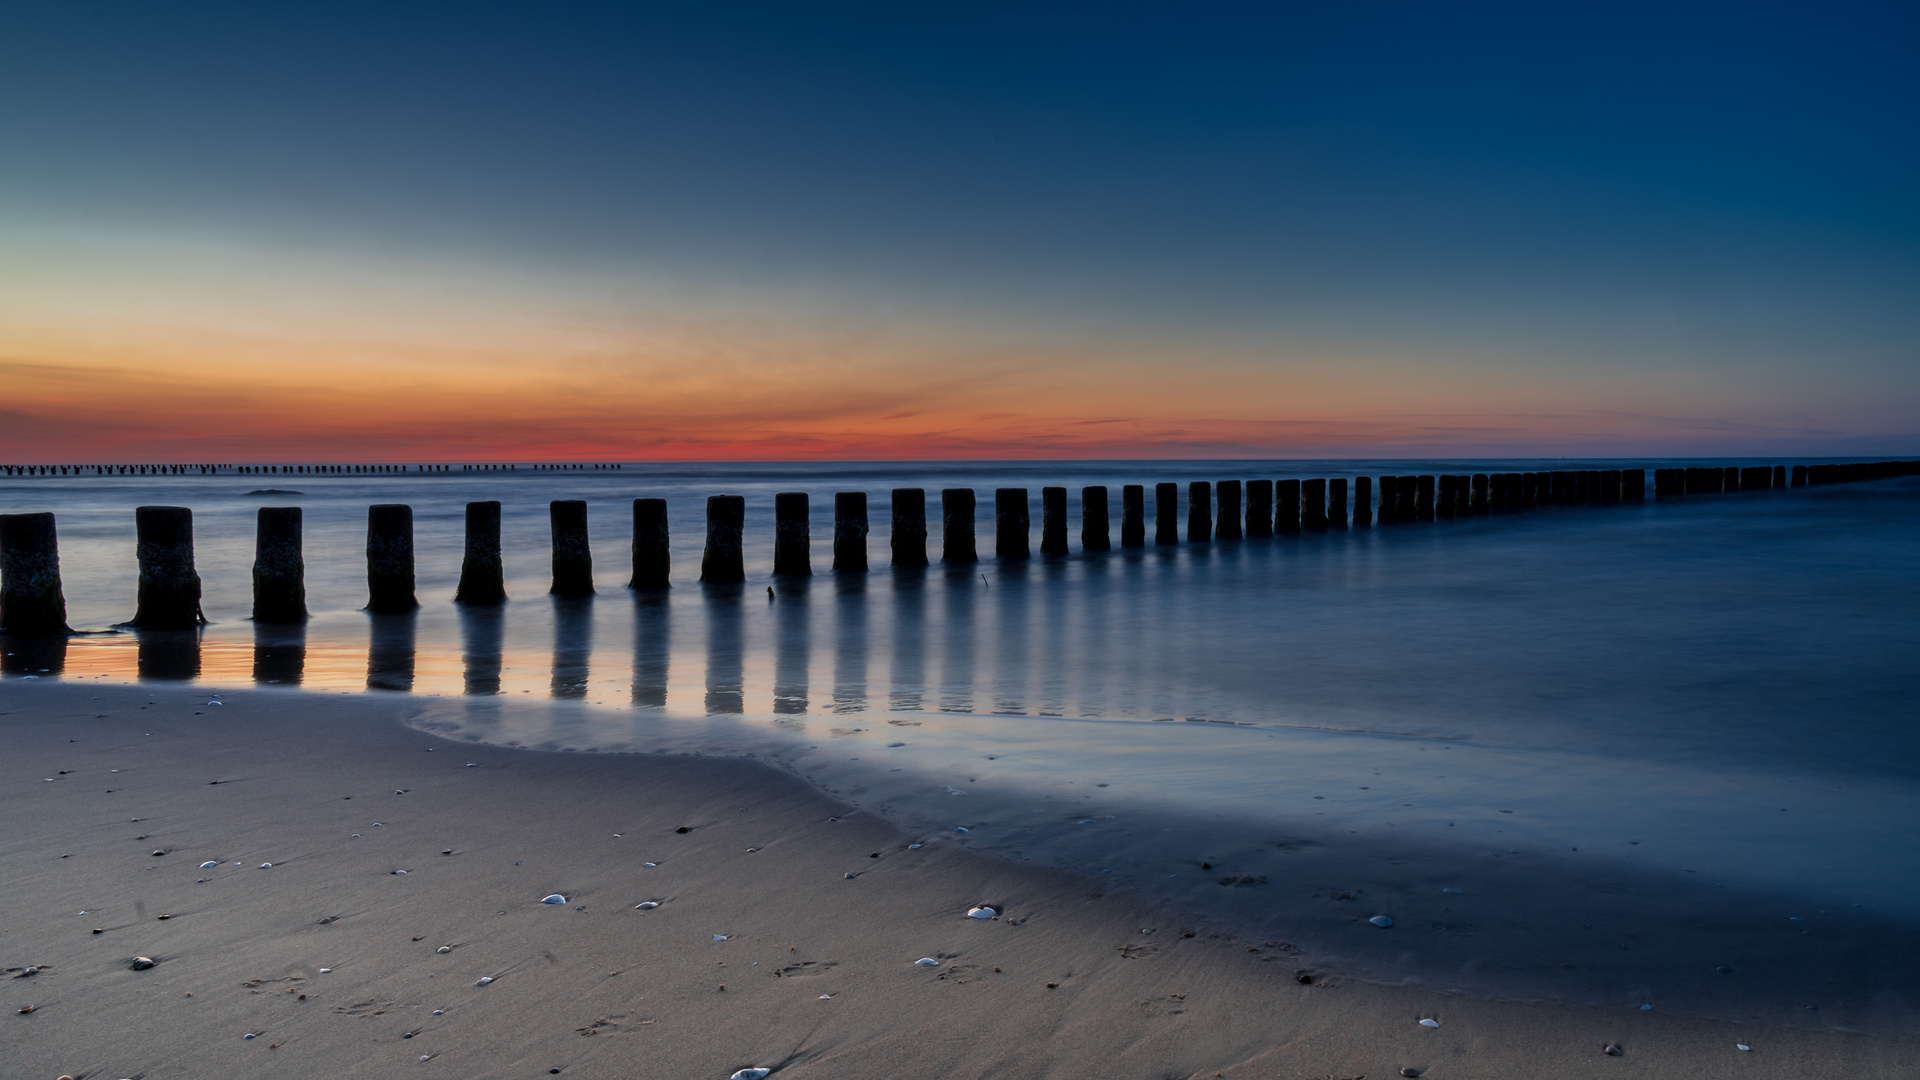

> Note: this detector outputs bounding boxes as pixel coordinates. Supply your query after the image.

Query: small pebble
[1640,1004,1653,1011]
[636,902,660,910]
[1604,1044,1623,1056]
[908,843,923,850]
[243,1032,259,1040]
[731,1070,771,1080]
[129,957,155,970]
[713,935,728,942]
[259,863,272,869]
[318,968,331,973]
[1369,916,1393,928]
[199,861,218,868]
[967,907,997,920]
[437,946,452,954]
[475,976,494,986]
[541,894,567,905]
[151,850,165,857]
[1418,1018,1440,1028]
[92,928,103,935]
[433,1010,444,1015]
[915,957,940,967]
[1737,1044,1751,1051]
[1401,1070,1421,1078]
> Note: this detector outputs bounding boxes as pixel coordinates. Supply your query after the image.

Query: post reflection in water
[992,561,1030,714]
[252,621,306,685]
[1037,559,1070,715]
[1076,555,1114,717]
[832,575,868,714]
[367,610,417,692]
[460,606,504,696]
[939,566,977,713]
[137,629,201,681]
[889,568,927,712]
[704,584,744,714]
[551,597,592,699]
[771,579,809,714]
[631,592,669,708]
[2,634,68,676]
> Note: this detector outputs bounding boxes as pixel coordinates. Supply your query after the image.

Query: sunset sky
[3,1,1916,461]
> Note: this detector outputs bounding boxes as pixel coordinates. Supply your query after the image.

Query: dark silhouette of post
[1328,478,1348,529]
[629,498,670,589]
[773,492,811,576]
[1415,476,1436,521]
[1154,483,1180,544]
[1302,479,1328,531]
[1215,480,1243,540]
[1772,465,1786,488]
[1245,480,1273,537]
[550,500,593,597]
[1276,479,1301,533]
[891,488,927,567]
[1790,465,1807,487]
[1081,486,1110,550]
[1041,486,1069,555]
[942,488,977,563]
[701,495,747,583]
[131,506,204,629]
[1436,476,1458,520]
[1471,474,1490,514]
[834,491,868,572]
[1353,477,1373,527]
[1121,485,1145,547]
[1625,469,1646,500]
[1187,481,1213,542]
[252,507,307,622]
[454,501,506,605]
[366,504,418,611]
[1374,476,1396,524]
[996,488,1031,559]
[0,512,71,635]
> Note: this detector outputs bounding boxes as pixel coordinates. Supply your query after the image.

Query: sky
[2,0,1916,461]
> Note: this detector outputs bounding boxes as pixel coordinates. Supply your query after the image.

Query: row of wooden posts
[2,462,1916,639]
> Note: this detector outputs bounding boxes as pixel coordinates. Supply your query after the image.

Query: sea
[4,459,1917,1025]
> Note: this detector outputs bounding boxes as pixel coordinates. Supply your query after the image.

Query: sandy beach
[3,680,1915,1079]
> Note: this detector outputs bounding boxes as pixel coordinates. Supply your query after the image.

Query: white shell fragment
[1369,916,1393,927]
[1737,1044,1752,1051]
[200,861,218,868]
[636,901,660,910]
[915,957,940,966]
[713,934,728,942]
[318,968,332,973]
[259,863,273,869]
[475,976,494,986]
[731,1070,772,1080]
[967,906,997,920]
[541,894,567,905]
[1419,1018,1440,1028]
[243,1032,258,1039]
[437,946,452,954]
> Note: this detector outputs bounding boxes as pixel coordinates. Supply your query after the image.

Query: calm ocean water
[5,459,1918,1018]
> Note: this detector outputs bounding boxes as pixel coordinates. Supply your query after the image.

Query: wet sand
[3,680,1915,1078]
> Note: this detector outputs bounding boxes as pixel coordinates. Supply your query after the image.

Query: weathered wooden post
[773,492,811,576]
[834,491,868,572]
[1723,466,1740,492]
[996,488,1031,559]
[0,512,71,635]
[1302,478,1328,530]
[700,495,747,583]
[1437,476,1459,519]
[1080,486,1110,551]
[1790,465,1807,487]
[1624,469,1645,500]
[366,504,418,611]
[1601,469,1622,503]
[454,501,507,604]
[549,500,594,597]
[942,488,977,563]
[252,507,308,622]
[1772,465,1786,488]
[1374,476,1396,524]
[1328,478,1348,528]
[1041,486,1069,554]
[1246,479,1273,536]
[1352,477,1373,527]
[1276,479,1301,533]
[131,506,205,629]
[1740,466,1770,491]
[1121,484,1146,547]
[1155,483,1180,544]
[1488,473,1507,512]
[629,498,670,589]
[891,488,928,567]
[1187,481,1213,542]
[1471,474,1490,514]
[1415,476,1436,521]
[1216,480,1243,540]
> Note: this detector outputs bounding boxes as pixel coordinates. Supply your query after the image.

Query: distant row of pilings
[3,462,1916,637]
[0,463,623,476]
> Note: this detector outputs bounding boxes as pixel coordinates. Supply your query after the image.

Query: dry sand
[3,680,1915,1079]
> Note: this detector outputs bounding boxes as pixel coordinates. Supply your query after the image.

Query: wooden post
[891,488,928,567]
[1790,465,1807,487]
[1121,484,1146,547]
[1471,474,1489,514]
[1723,466,1739,492]
[454,501,507,604]
[1624,469,1645,500]
[366,504,418,611]
[773,492,811,576]
[1276,478,1302,532]
[1081,486,1111,551]
[834,491,868,572]
[1187,481,1212,542]
[629,498,670,589]
[996,488,1031,559]
[549,500,594,597]
[131,506,205,629]
[1740,466,1770,491]
[700,495,747,583]
[1327,478,1348,528]
[1155,483,1180,544]
[1415,476,1435,521]
[942,488,977,563]
[1436,476,1459,520]
[252,507,308,622]
[1245,480,1273,536]
[1215,480,1243,540]
[1352,477,1373,527]
[1374,476,1396,524]
[1772,465,1786,488]
[1041,486,1069,554]
[1301,478,1327,530]
[0,512,71,635]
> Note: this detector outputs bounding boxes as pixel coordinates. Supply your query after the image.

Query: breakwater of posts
[1,460,1916,634]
